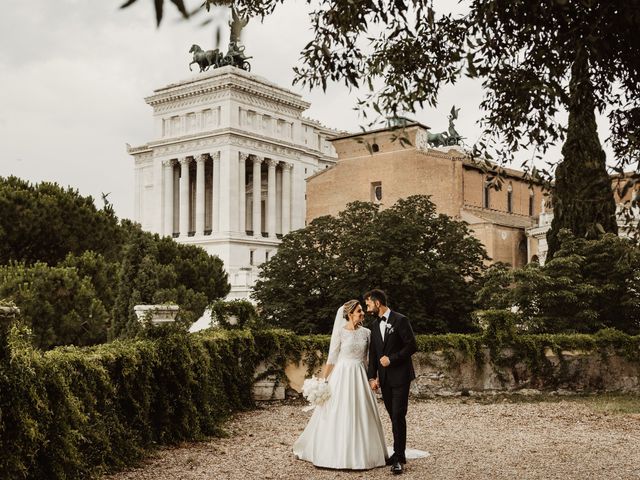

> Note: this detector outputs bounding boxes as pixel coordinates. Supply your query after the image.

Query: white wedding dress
[293,326,388,469]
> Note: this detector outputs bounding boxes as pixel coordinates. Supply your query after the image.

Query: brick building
[306,123,546,267]
[527,172,640,264]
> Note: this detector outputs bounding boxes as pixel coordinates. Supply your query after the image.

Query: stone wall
[410,348,639,396]
[259,347,639,400]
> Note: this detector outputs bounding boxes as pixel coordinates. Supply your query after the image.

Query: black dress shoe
[385,454,397,466]
[391,460,403,474]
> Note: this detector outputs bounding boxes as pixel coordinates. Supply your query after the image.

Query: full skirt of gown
[292,358,388,469]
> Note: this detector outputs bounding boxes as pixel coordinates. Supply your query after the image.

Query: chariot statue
[189,44,223,72]
[188,4,252,73]
[426,105,465,147]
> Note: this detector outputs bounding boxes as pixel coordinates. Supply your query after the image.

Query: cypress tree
[546,48,618,259]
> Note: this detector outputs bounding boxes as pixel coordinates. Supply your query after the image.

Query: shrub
[476,230,640,334]
[0,262,109,349]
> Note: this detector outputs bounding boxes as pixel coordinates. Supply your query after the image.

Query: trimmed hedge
[0,322,324,479]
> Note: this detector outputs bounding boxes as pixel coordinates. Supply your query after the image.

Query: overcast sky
[0,0,614,220]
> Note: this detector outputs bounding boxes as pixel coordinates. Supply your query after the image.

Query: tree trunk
[546,48,618,259]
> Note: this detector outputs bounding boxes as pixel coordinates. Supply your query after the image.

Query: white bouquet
[301,376,331,410]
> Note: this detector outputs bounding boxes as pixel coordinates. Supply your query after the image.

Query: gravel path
[105,397,640,480]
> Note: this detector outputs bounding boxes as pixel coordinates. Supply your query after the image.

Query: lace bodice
[327,327,370,365]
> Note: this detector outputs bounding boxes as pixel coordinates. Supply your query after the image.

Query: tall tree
[546,49,618,258]
[0,176,124,265]
[111,228,230,339]
[253,195,487,334]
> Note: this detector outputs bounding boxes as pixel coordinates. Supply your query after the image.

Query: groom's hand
[379,356,390,367]
[369,379,379,391]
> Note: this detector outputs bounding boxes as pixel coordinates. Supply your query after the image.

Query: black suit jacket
[367,310,417,388]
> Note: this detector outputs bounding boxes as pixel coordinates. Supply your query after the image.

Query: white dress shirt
[379,309,391,340]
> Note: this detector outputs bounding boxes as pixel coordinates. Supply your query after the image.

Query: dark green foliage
[547,49,618,258]
[60,251,119,313]
[253,195,488,334]
[0,176,230,347]
[111,230,230,340]
[0,176,123,266]
[475,262,513,310]
[0,321,297,479]
[0,263,109,349]
[478,231,640,335]
[209,299,261,329]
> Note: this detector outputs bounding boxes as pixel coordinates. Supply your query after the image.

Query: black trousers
[381,382,410,460]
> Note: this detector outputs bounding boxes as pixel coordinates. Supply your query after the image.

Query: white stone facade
[526,201,640,265]
[128,66,338,299]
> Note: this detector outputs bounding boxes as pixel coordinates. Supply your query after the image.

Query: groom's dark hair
[364,289,387,306]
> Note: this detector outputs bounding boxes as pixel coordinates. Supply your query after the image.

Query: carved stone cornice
[416,148,466,161]
[133,152,153,164]
[140,131,339,170]
[152,92,228,115]
[146,67,310,113]
[232,91,301,117]
[128,144,152,155]
[146,128,335,163]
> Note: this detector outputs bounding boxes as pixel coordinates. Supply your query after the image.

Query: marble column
[195,154,206,236]
[219,148,237,233]
[163,160,175,236]
[266,159,277,238]
[179,157,191,237]
[281,162,292,235]
[252,156,263,237]
[239,153,249,233]
[211,151,221,233]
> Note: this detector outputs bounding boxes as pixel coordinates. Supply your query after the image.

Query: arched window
[507,183,513,213]
[529,189,535,216]
[483,180,491,208]
[371,182,382,202]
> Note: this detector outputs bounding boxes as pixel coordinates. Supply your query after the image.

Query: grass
[574,393,640,415]
[419,392,640,415]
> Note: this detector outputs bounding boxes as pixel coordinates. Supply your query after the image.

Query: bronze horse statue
[188,44,223,72]
[427,105,464,147]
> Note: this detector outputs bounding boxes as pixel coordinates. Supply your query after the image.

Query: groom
[365,289,417,475]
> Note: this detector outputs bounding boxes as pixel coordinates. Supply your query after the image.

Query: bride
[293,299,388,469]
